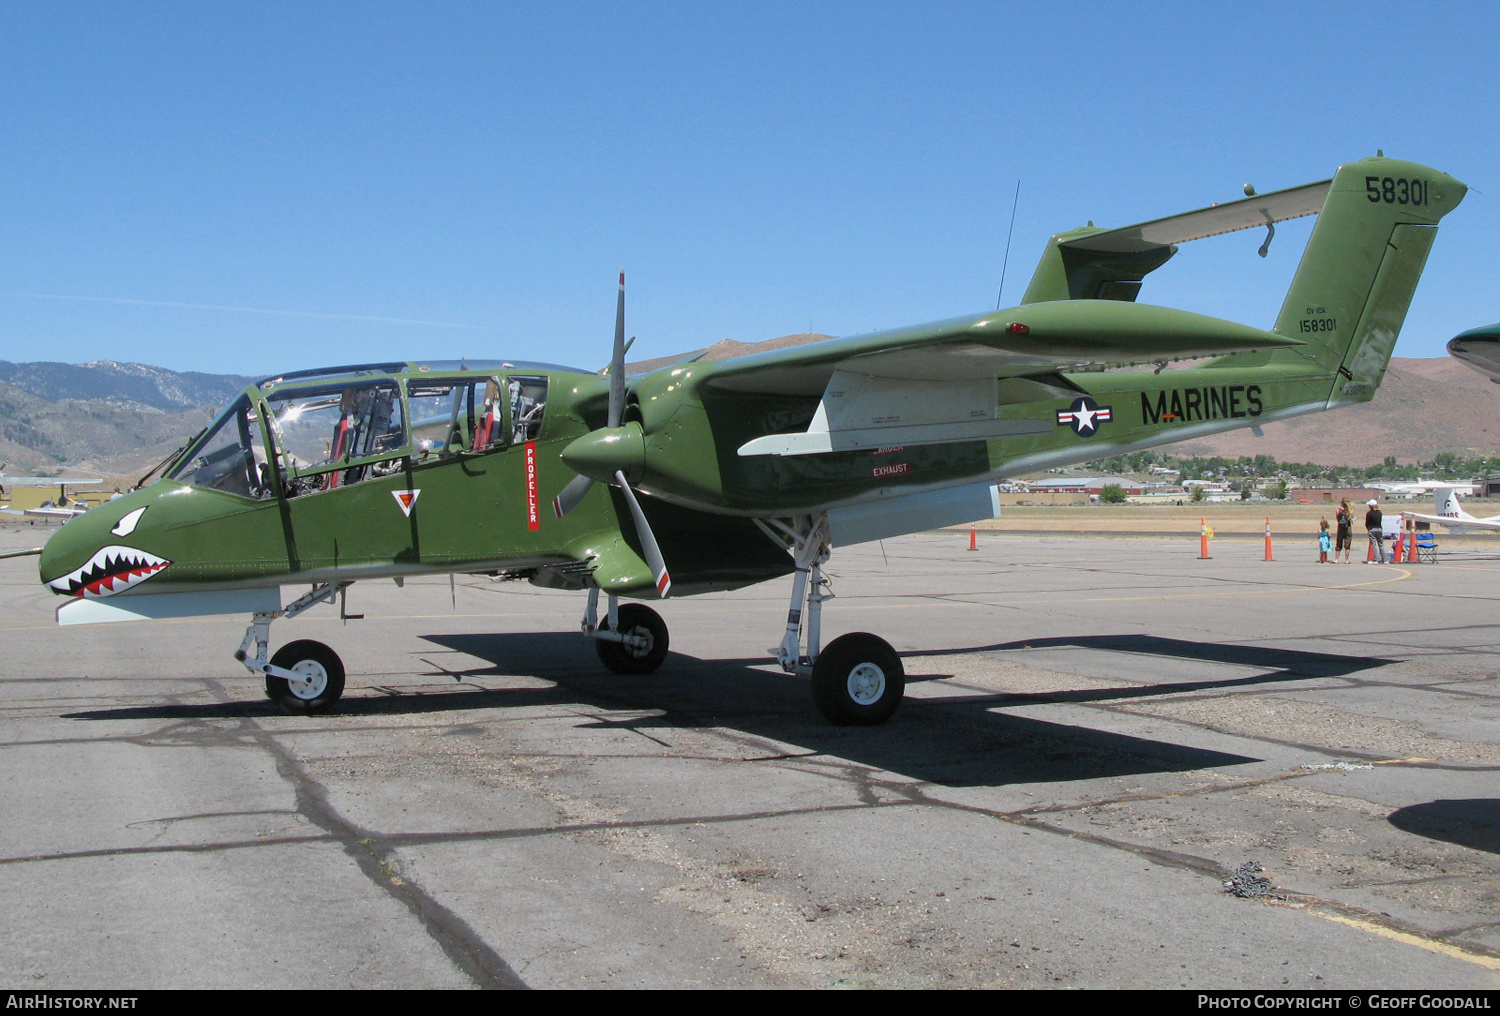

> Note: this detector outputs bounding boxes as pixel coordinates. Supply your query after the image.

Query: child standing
[1318,518,1332,563]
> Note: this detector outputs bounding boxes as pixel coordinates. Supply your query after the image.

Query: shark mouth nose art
[46,546,172,598]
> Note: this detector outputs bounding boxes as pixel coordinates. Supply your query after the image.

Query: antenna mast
[995,180,1021,310]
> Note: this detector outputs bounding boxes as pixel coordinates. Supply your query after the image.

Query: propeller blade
[552,472,594,518]
[608,270,626,430]
[614,469,671,597]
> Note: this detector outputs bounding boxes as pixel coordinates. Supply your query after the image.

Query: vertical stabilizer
[1432,487,1467,521]
[1268,157,1466,407]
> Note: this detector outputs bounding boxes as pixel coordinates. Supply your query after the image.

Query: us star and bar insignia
[1056,396,1112,437]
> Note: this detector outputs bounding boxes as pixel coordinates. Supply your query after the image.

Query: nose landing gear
[235,582,350,714]
[580,587,670,674]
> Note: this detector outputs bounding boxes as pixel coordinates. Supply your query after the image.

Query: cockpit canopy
[164,363,566,499]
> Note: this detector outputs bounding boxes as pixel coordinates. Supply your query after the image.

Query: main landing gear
[235,582,350,714]
[757,514,905,725]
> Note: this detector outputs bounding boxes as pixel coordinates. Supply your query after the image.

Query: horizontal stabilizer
[1063,180,1331,254]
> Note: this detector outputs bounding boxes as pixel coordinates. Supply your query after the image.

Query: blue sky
[0,2,1495,376]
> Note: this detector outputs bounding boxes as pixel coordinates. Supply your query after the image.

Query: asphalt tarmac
[2,521,1499,989]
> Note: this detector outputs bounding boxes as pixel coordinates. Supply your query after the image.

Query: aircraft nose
[37,491,172,598]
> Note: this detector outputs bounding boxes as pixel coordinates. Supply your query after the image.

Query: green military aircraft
[33,155,1465,724]
[1447,321,1500,383]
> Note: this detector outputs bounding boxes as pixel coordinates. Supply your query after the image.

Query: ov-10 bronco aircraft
[31,155,1465,724]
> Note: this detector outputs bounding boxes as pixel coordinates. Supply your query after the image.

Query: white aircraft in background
[0,463,108,519]
[1406,487,1500,533]
[1371,480,1480,498]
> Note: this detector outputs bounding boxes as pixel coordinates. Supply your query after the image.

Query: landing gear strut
[757,513,905,725]
[581,586,669,674]
[235,582,350,714]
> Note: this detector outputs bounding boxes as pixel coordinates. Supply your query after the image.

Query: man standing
[1365,499,1385,564]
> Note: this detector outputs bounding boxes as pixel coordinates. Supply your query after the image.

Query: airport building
[1027,477,1145,496]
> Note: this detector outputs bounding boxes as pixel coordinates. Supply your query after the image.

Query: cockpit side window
[407,377,506,457]
[508,376,548,443]
[266,381,406,497]
[165,395,272,499]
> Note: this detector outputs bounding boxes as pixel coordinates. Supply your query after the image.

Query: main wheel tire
[265,639,346,714]
[811,632,904,726]
[595,603,669,675]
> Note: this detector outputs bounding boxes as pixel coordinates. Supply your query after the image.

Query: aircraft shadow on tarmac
[905,633,1390,708]
[412,631,1280,789]
[1388,800,1500,854]
[63,631,1388,789]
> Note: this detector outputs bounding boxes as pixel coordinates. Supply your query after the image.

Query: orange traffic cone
[1264,517,1273,562]
[1199,518,1211,559]
[969,525,977,551]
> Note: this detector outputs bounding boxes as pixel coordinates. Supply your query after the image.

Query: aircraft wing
[0,476,105,487]
[22,506,90,518]
[700,300,1303,457]
[705,300,1302,395]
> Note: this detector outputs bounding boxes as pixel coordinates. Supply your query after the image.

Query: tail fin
[1432,486,1468,521]
[1269,157,1466,406]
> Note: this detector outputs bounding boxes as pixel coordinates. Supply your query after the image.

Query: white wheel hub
[846,662,886,706]
[287,660,328,699]
[625,627,653,657]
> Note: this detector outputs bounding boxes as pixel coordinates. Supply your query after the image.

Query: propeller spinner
[554,272,672,596]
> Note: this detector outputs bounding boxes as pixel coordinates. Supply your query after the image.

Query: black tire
[811,632,904,726]
[265,639,346,714]
[595,603,669,675]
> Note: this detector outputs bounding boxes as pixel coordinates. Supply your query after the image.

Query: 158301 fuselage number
[1366,176,1428,206]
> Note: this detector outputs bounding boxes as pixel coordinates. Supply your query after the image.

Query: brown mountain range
[1170,356,1498,465]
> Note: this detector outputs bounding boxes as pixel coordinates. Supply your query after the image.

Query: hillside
[0,380,217,477]
[0,359,254,411]
[0,358,251,477]
[1170,356,1500,464]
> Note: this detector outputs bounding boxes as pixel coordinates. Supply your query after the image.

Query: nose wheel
[264,639,346,714]
[594,603,670,674]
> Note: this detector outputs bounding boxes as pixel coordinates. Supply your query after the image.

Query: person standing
[1365,499,1385,564]
[1319,518,1332,563]
[1335,499,1354,563]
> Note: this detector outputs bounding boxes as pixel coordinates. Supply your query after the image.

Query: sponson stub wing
[716,300,1304,457]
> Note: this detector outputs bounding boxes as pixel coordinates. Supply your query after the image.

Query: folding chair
[1416,532,1438,564]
